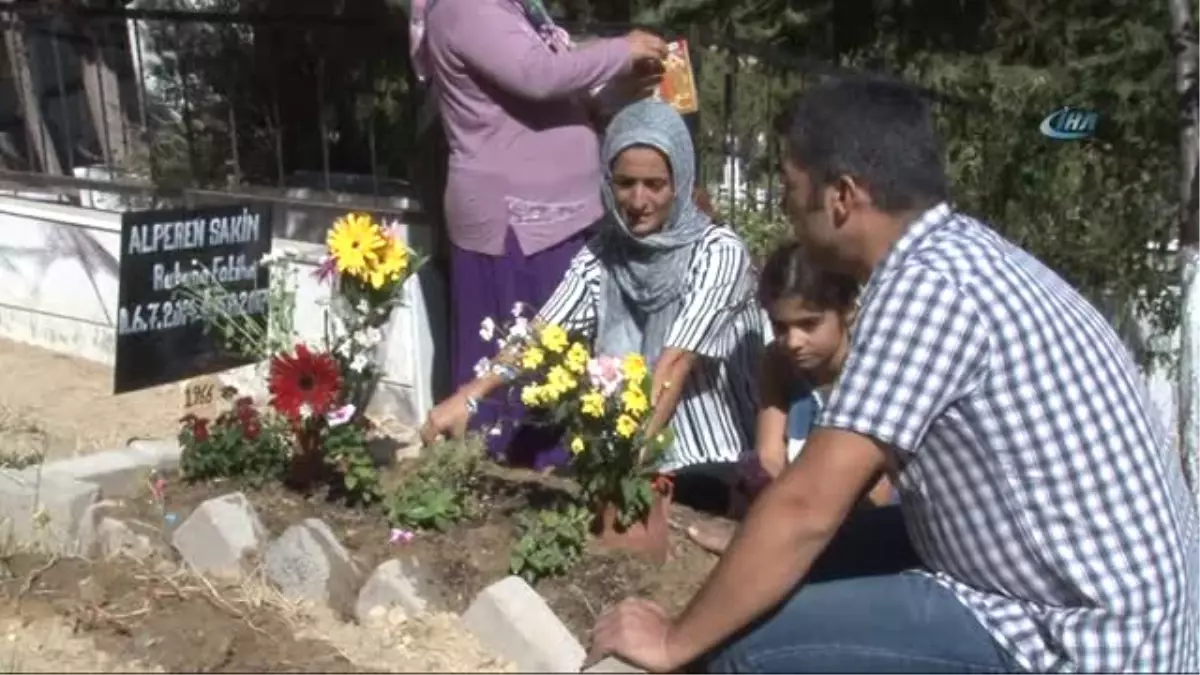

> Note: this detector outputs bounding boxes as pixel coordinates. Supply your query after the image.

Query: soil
[0,549,512,674]
[0,338,724,669]
[0,338,182,462]
[0,339,513,673]
[0,553,365,673]
[112,462,721,644]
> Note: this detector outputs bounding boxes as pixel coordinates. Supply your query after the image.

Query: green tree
[640,0,1184,356]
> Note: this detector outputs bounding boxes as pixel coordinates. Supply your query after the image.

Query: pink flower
[150,477,167,502]
[312,256,337,283]
[389,528,415,545]
[587,355,625,397]
[325,403,356,427]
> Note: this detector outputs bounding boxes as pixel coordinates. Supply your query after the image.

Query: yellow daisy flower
[581,390,606,418]
[547,365,577,392]
[521,347,545,371]
[364,234,411,289]
[621,387,649,418]
[621,353,648,383]
[541,384,564,404]
[327,213,384,278]
[615,414,639,439]
[539,324,569,353]
[570,436,586,455]
[520,384,543,407]
[565,342,589,374]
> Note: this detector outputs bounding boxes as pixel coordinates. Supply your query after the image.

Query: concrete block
[265,518,360,618]
[172,492,267,578]
[127,438,183,472]
[0,468,99,554]
[37,448,154,498]
[460,575,585,673]
[355,557,442,624]
[89,517,158,560]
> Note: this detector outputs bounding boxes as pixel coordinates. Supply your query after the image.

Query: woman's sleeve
[438,0,629,102]
[536,249,599,340]
[664,236,755,358]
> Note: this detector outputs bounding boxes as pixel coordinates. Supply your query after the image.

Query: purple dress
[423,0,631,469]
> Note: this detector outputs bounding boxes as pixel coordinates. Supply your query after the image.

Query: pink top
[424,0,631,255]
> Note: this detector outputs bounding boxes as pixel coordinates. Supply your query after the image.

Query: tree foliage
[622,0,1183,358]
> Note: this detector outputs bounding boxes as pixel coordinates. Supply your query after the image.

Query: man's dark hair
[780,75,948,213]
[758,239,859,312]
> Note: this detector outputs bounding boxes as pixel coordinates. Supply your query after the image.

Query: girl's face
[611,146,675,237]
[767,297,851,375]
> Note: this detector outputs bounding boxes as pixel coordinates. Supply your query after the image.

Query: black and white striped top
[538,226,765,470]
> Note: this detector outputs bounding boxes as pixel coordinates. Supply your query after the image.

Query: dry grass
[0,405,47,469]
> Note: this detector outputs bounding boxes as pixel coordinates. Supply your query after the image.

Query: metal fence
[0,5,990,232]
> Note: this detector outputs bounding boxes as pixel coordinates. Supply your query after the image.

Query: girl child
[687,240,895,554]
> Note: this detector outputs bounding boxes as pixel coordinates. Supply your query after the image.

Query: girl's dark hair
[758,240,859,311]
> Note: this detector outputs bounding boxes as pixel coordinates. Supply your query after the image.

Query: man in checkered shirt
[588,76,1199,673]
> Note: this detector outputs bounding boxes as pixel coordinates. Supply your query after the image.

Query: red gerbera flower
[268,344,342,420]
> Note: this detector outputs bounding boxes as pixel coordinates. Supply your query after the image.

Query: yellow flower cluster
[516,320,655,458]
[326,213,412,290]
[572,353,650,453]
[519,324,583,408]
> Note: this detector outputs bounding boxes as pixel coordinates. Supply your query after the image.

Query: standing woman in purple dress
[409,0,667,469]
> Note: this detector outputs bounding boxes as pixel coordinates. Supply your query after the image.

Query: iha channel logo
[1039,106,1099,141]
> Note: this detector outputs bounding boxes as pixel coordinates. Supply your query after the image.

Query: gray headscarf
[592,100,711,364]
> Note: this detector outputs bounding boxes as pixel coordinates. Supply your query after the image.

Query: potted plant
[480,310,677,561]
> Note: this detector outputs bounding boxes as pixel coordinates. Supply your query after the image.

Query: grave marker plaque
[113,203,273,394]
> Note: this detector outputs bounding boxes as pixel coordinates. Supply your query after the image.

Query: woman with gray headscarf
[423,100,764,472]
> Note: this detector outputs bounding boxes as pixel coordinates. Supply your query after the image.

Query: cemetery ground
[0,339,722,673]
[0,337,180,464]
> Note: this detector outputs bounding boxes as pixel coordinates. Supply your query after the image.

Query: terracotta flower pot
[592,479,673,564]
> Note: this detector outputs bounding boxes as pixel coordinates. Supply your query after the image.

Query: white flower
[511,302,526,318]
[350,353,370,373]
[479,317,496,342]
[336,340,353,357]
[473,357,491,378]
[510,317,530,339]
[299,403,313,419]
[326,404,356,427]
[356,327,383,348]
[357,299,371,314]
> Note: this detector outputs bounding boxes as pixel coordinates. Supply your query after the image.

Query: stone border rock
[0,438,180,555]
[0,438,648,673]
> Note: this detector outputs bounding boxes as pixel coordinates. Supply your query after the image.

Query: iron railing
[0,4,992,233]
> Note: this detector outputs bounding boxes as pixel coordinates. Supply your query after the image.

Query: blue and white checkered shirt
[819,203,1199,672]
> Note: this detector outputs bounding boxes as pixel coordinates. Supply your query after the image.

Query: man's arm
[663,427,889,665]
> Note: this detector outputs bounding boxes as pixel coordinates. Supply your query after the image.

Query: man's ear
[830,174,871,229]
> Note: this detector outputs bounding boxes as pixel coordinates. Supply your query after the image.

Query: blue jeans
[706,508,1021,673]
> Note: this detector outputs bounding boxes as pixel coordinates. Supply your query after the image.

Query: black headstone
[113,203,274,394]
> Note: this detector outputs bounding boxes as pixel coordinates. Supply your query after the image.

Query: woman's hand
[419,391,472,445]
[625,29,668,65]
[609,69,663,103]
